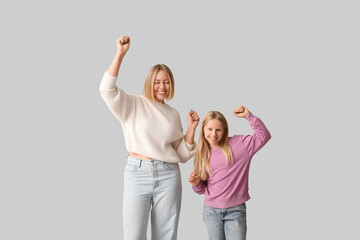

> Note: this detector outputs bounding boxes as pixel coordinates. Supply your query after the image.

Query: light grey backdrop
[1,0,359,239]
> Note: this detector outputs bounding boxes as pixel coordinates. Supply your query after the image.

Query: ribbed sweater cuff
[245,112,254,121]
[100,71,118,90]
[185,141,195,151]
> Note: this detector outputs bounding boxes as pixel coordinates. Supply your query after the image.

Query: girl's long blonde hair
[194,111,233,181]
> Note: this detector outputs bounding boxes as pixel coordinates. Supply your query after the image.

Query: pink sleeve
[241,112,271,156]
[192,181,206,194]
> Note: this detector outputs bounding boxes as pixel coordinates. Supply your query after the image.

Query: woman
[99,36,199,240]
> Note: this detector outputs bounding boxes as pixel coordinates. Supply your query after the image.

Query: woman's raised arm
[106,36,130,77]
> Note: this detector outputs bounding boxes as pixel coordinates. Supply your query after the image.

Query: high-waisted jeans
[123,156,182,240]
[203,203,247,240]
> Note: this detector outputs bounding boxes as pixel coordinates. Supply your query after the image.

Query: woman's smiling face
[153,70,170,103]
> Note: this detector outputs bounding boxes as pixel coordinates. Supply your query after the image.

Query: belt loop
[138,159,142,168]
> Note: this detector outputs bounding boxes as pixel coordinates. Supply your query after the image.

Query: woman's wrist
[187,125,197,132]
[115,49,127,58]
[184,137,194,145]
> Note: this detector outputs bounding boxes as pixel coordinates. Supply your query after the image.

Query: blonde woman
[188,106,271,240]
[100,36,199,240]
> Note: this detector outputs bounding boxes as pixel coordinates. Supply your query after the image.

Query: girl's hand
[188,110,200,130]
[188,171,201,187]
[116,36,130,54]
[233,105,250,118]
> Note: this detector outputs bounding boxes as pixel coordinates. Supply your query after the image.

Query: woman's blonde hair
[143,64,175,102]
[194,111,233,181]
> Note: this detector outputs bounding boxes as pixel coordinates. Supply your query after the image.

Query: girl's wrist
[193,182,200,187]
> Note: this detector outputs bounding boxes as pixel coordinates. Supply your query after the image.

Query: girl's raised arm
[234,105,271,156]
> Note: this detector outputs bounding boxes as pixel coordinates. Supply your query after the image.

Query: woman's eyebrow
[155,78,169,81]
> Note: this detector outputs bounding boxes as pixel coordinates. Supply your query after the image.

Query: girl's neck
[209,144,219,149]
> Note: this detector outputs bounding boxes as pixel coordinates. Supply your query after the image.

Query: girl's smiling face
[203,119,225,149]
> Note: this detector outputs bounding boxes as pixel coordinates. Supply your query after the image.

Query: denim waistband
[127,155,178,168]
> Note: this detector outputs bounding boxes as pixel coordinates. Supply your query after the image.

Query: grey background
[1,0,359,239]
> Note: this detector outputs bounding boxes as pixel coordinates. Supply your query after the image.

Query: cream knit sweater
[99,72,196,163]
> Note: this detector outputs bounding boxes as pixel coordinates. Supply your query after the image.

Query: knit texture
[193,113,271,208]
[100,72,195,163]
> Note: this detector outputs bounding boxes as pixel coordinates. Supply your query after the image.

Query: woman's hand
[188,171,201,187]
[188,109,200,130]
[116,36,130,55]
[233,105,250,118]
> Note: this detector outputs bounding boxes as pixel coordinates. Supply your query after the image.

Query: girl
[100,36,200,240]
[188,106,271,240]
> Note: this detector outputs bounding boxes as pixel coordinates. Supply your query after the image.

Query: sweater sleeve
[241,112,271,157]
[171,138,197,163]
[99,71,135,123]
[192,181,206,194]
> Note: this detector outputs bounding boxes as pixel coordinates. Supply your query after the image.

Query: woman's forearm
[185,110,199,145]
[106,36,130,77]
[107,51,126,77]
[184,127,196,145]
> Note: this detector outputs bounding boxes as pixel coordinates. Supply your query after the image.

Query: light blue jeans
[203,203,247,240]
[123,156,182,240]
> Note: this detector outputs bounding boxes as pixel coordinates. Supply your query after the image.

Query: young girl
[189,105,271,240]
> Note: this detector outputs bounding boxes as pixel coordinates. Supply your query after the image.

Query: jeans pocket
[242,202,246,210]
[238,203,247,217]
[165,162,179,170]
[125,162,138,172]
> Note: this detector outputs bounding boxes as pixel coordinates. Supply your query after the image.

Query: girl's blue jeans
[123,156,182,240]
[203,203,247,240]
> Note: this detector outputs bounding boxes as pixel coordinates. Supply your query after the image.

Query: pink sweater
[192,113,271,208]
